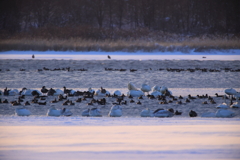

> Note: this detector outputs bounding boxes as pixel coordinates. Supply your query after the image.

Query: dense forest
[0,0,240,51]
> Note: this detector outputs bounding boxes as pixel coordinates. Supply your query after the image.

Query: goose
[108,105,122,117]
[140,108,154,117]
[47,88,56,96]
[175,110,182,115]
[15,107,31,116]
[24,101,30,106]
[136,100,142,105]
[189,110,197,117]
[153,108,174,117]
[216,95,228,109]
[89,108,102,117]
[141,84,151,95]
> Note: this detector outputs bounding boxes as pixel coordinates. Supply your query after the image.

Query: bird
[141,84,151,95]
[108,55,111,59]
[32,54,35,58]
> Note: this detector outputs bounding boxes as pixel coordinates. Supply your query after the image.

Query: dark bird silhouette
[108,55,111,59]
[189,110,197,117]
[32,54,35,58]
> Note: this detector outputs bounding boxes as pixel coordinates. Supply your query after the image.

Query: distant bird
[32,54,35,58]
[108,55,111,59]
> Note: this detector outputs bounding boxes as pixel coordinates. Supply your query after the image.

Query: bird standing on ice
[141,84,151,95]
[108,55,111,59]
[32,54,35,58]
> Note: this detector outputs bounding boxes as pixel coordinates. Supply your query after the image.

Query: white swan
[47,107,62,117]
[152,85,161,92]
[160,86,168,94]
[9,89,19,96]
[15,107,31,116]
[127,82,144,97]
[216,95,228,109]
[89,108,102,117]
[53,89,64,96]
[21,89,42,96]
[140,108,154,117]
[225,88,237,96]
[230,92,240,108]
[150,91,163,97]
[95,89,110,96]
[82,109,90,117]
[215,109,235,118]
[141,84,151,95]
[108,105,122,117]
[88,87,95,94]
[153,109,174,117]
[128,82,139,91]
[47,107,72,117]
[113,90,121,96]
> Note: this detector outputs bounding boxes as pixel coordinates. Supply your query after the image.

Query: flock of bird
[1,67,240,73]
[0,83,239,118]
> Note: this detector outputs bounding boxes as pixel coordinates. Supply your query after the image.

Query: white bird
[113,90,121,96]
[9,89,19,96]
[215,109,235,118]
[150,91,163,97]
[141,84,151,95]
[47,107,62,117]
[128,82,139,91]
[108,105,122,117]
[127,82,144,97]
[89,108,102,117]
[216,95,228,109]
[82,109,90,117]
[153,108,174,117]
[140,108,154,117]
[152,85,161,92]
[15,107,31,116]
[225,88,237,99]
[201,112,216,118]
[53,89,64,96]
[230,92,240,108]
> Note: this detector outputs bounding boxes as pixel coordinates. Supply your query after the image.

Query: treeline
[0,0,240,40]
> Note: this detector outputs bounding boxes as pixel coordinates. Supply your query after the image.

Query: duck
[140,108,154,117]
[25,101,30,106]
[15,107,31,116]
[47,88,56,96]
[175,110,182,115]
[108,105,122,117]
[136,100,142,105]
[141,84,151,95]
[51,98,58,103]
[189,110,197,117]
[41,86,48,96]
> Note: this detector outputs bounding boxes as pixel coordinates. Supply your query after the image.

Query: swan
[53,89,64,96]
[128,82,139,91]
[141,84,151,95]
[215,109,235,118]
[89,108,102,117]
[216,95,228,109]
[15,107,31,116]
[230,92,240,108]
[47,107,72,116]
[108,105,122,117]
[201,112,216,117]
[113,90,122,96]
[225,88,237,99]
[140,108,154,117]
[21,89,42,96]
[8,89,19,96]
[88,87,95,94]
[95,88,110,96]
[153,108,174,117]
[82,109,90,117]
[127,82,144,97]
[152,85,161,92]
[150,91,163,97]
